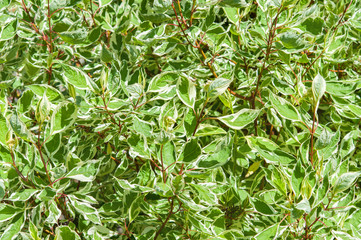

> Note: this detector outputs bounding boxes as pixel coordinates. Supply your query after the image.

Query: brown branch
[36,144,52,185]
[21,0,33,22]
[189,0,197,27]
[302,0,352,80]
[176,0,188,28]
[192,99,208,136]
[160,144,166,183]
[89,0,96,27]
[251,5,283,135]
[154,197,175,240]
[10,150,36,188]
[171,2,196,48]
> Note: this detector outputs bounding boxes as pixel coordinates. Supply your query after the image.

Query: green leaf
[0,144,11,164]
[115,178,153,193]
[155,182,173,197]
[245,161,261,178]
[101,45,113,63]
[218,109,260,130]
[29,221,41,240]
[87,26,102,44]
[70,197,101,224]
[54,226,81,240]
[195,124,227,137]
[37,187,57,201]
[127,134,151,159]
[295,198,311,214]
[0,0,10,10]
[0,212,24,240]
[184,108,197,137]
[253,199,276,215]
[246,136,296,165]
[279,31,306,50]
[0,19,17,41]
[176,76,196,108]
[0,180,5,199]
[312,73,326,111]
[9,114,32,142]
[315,175,329,205]
[334,172,361,194]
[207,78,233,99]
[0,205,22,223]
[62,64,97,91]
[50,102,77,134]
[0,113,8,145]
[178,139,201,163]
[148,72,178,92]
[314,128,333,150]
[255,223,278,240]
[272,77,295,95]
[198,146,230,169]
[348,104,361,118]
[128,195,143,223]
[339,131,356,159]
[223,7,239,24]
[17,90,34,113]
[132,116,153,137]
[269,93,300,121]
[300,17,323,35]
[59,30,87,45]
[8,189,38,201]
[189,184,217,205]
[326,81,356,96]
[218,0,249,8]
[46,201,62,224]
[291,161,305,197]
[28,84,62,102]
[161,141,176,166]
[278,50,290,64]
[66,160,100,182]
[35,93,51,123]
[268,167,288,196]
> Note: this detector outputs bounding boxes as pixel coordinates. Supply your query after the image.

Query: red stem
[251,6,283,135]
[154,197,174,240]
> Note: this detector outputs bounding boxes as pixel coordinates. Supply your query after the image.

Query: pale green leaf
[62,64,97,92]
[176,76,196,108]
[207,78,233,99]
[0,205,22,223]
[0,113,8,145]
[0,212,24,240]
[8,189,38,201]
[66,160,100,182]
[29,221,41,240]
[269,93,299,121]
[295,198,311,213]
[334,172,361,194]
[54,226,81,240]
[9,114,32,142]
[128,195,143,223]
[218,109,260,130]
[70,197,101,224]
[312,73,326,110]
[50,102,77,134]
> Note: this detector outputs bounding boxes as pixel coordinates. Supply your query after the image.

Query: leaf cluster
[1,0,361,239]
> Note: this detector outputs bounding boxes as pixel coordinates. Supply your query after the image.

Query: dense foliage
[1,0,361,239]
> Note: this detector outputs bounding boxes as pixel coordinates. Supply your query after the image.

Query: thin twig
[154,197,174,240]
